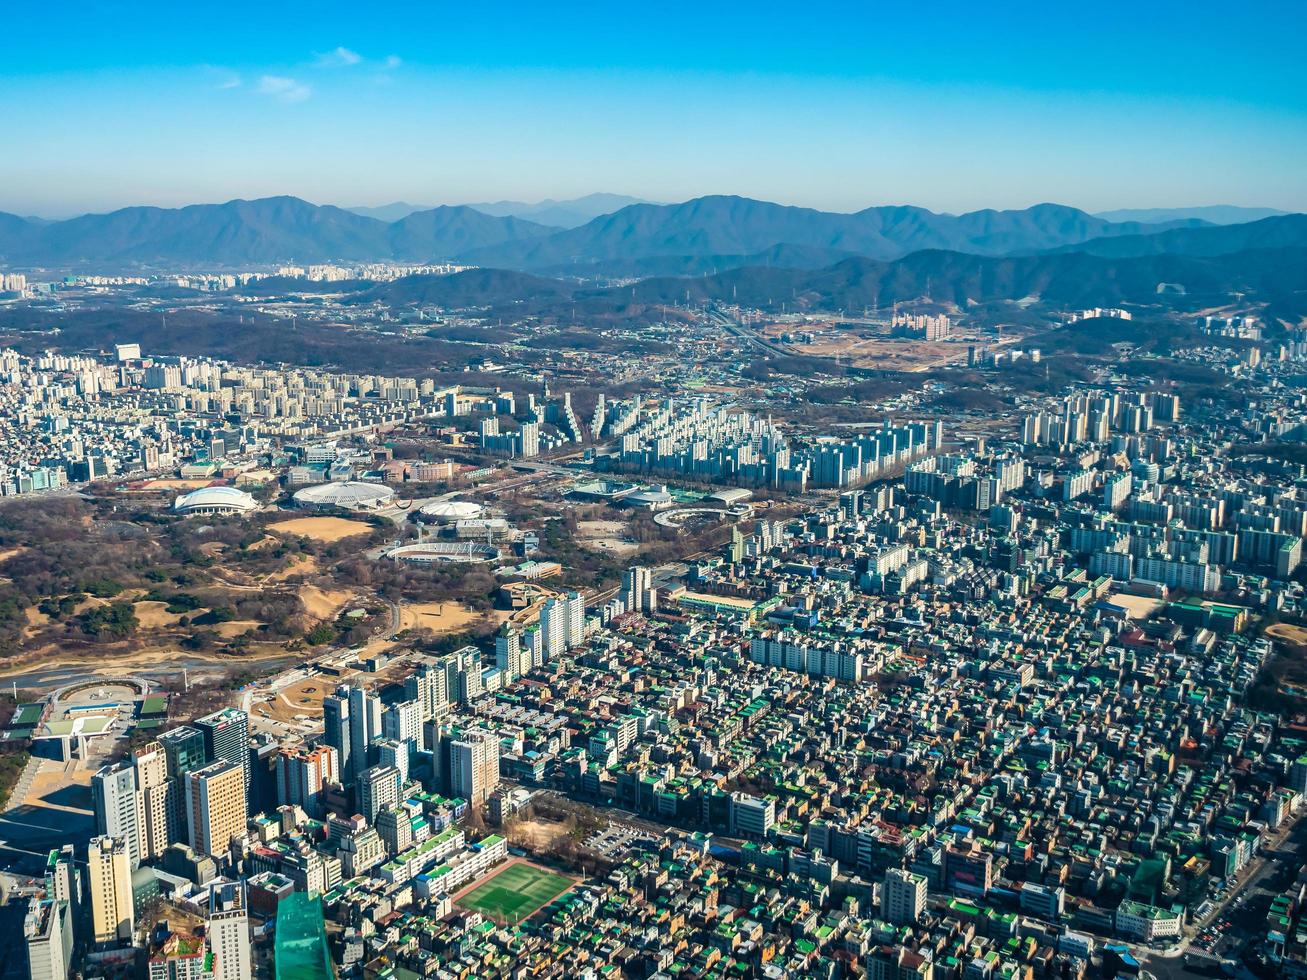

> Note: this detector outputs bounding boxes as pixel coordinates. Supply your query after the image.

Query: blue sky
[3,1,1305,216]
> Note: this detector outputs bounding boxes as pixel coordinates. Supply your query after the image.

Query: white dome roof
[173,485,257,513]
[293,481,395,509]
[419,499,483,522]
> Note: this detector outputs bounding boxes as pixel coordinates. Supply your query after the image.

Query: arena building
[173,485,258,516]
[292,481,396,512]
[417,499,484,524]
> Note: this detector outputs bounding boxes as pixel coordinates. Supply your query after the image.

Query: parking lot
[584,824,657,859]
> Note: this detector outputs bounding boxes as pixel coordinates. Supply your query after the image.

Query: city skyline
[2,1,1305,216]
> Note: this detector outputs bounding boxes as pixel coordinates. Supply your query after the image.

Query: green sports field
[455,861,573,923]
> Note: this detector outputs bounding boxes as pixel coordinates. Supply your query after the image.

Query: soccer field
[456,861,574,923]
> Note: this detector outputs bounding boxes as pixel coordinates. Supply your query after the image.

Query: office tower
[374,737,409,789]
[206,881,251,980]
[381,699,422,745]
[91,760,141,868]
[450,729,500,805]
[159,725,208,779]
[882,868,928,925]
[193,709,250,793]
[347,686,382,776]
[185,761,248,860]
[87,836,133,945]
[24,897,73,980]
[621,566,656,615]
[323,687,353,782]
[357,765,400,824]
[275,745,338,820]
[133,742,176,863]
[248,734,279,818]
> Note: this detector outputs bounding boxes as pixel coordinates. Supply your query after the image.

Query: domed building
[292,481,396,512]
[173,485,258,516]
[416,499,484,524]
[625,485,675,511]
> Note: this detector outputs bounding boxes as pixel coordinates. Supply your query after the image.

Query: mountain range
[0,194,1303,279]
[1093,205,1287,225]
[347,193,652,228]
[355,243,1307,317]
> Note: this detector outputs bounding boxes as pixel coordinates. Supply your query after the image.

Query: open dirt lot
[758,319,1015,372]
[135,478,217,491]
[1105,592,1165,619]
[509,815,575,851]
[268,516,375,543]
[1267,623,1307,649]
[299,585,356,620]
[133,600,188,629]
[265,555,320,582]
[576,519,639,556]
[402,601,500,636]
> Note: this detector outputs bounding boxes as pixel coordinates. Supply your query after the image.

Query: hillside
[463,196,1207,271]
[359,245,1307,316]
[0,197,555,269]
[1039,214,1307,259]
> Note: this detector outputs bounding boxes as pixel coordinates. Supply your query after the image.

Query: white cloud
[217,74,242,90]
[383,54,402,69]
[316,46,362,68]
[256,75,312,103]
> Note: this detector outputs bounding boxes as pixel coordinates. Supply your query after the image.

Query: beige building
[133,742,175,862]
[185,761,248,859]
[88,835,133,945]
[450,728,500,805]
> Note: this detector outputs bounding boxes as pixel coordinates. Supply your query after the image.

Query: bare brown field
[268,516,374,542]
[265,555,320,582]
[299,585,356,620]
[133,601,188,629]
[576,520,639,556]
[402,601,500,635]
[215,619,264,639]
[1267,623,1307,649]
[1104,593,1164,619]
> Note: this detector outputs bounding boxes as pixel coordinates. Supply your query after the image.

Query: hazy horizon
[5,193,1299,224]
[2,2,1304,217]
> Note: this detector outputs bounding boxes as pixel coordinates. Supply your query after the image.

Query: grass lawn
[456,861,573,923]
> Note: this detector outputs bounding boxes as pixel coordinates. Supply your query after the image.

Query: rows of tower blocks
[67,589,609,970]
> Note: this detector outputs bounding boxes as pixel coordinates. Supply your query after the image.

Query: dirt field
[133,601,188,629]
[402,601,499,635]
[135,478,216,491]
[265,555,320,582]
[758,318,1015,372]
[268,516,375,543]
[215,619,264,639]
[299,585,356,620]
[1105,593,1164,619]
[576,520,639,556]
[509,815,575,851]
[1267,623,1307,649]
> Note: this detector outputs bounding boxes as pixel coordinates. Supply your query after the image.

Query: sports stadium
[292,481,396,512]
[172,485,259,516]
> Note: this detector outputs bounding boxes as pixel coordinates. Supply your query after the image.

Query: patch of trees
[77,601,138,640]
